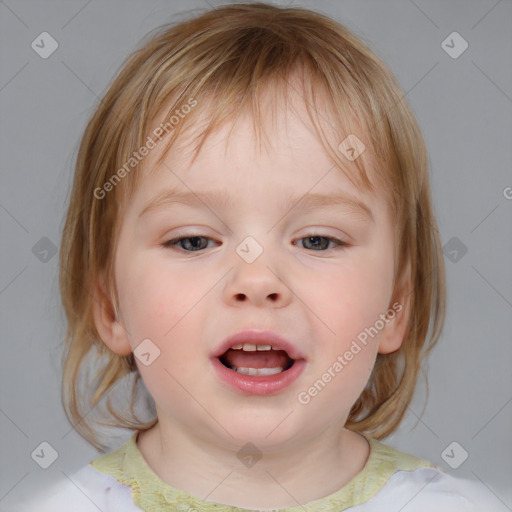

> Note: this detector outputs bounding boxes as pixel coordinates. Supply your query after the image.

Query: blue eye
[162,236,214,252]
[162,235,347,252]
[295,235,346,251]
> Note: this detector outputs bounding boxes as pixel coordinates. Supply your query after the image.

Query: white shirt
[9,434,508,512]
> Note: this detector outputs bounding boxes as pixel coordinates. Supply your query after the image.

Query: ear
[91,274,132,356]
[378,262,412,355]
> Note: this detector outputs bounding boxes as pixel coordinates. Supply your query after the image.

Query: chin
[214,408,303,448]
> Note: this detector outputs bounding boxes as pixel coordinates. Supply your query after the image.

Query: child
[15,2,506,511]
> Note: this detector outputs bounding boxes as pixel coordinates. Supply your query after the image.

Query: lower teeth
[233,367,283,376]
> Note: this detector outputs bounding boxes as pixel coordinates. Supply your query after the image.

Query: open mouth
[218,343,295,376]
[211,330,306,395]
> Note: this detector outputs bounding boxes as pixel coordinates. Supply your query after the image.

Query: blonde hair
[59,2,446,451]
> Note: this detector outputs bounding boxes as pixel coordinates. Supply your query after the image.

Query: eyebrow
[138,188,374,223]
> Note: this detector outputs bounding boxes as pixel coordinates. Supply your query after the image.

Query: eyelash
[161,234,348,253]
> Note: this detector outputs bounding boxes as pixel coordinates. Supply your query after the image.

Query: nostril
[233,293,279,302]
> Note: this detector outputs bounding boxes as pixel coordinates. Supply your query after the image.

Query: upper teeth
[231,343,274,351]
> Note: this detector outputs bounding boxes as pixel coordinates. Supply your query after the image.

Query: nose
[223,256,292,308]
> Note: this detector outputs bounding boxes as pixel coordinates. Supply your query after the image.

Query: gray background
[1,0,511,509]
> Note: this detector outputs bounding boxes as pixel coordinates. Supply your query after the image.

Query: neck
[136,420,370,509]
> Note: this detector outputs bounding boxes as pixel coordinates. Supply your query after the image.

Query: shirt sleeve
[350,467,510,512]
[8,465,143,512]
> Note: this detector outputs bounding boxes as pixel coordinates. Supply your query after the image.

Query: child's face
[103,93,407,449]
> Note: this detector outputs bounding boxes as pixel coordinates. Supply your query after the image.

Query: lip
[211,329,307,396]
[212,357,307,395]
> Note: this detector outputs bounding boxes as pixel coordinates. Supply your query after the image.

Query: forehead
[126,91,392,235]
[139,81,379,200]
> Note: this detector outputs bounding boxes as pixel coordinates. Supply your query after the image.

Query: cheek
[312,258,394,337]
[116,256,212,398]
[117,254,207,341]
[117,262,206,405]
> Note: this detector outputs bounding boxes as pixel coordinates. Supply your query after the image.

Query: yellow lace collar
[91,432,434,511]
